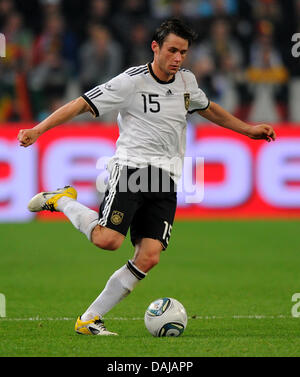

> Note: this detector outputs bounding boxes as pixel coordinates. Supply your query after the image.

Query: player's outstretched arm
[199,101,276,142]
[18,97,90,147]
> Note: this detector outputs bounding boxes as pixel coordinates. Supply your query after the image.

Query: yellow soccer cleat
[75,316,118,336]
[27,185,77,212]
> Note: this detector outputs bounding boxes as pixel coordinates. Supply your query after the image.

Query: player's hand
[247,124,276,142]
[17,128,40,147]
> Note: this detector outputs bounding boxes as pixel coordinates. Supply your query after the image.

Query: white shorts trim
[98,164,122,227]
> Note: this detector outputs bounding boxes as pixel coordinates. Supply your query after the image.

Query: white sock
[81,260,146,321]
[57,197,99,241]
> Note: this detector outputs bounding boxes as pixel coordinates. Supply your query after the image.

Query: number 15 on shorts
[162,221,172,246]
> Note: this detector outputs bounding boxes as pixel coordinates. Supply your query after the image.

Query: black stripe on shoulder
[125,65,147,72]
[88,90,103,100]
[128,67,148,77]
[81,94,99,117]
[86,87,98,96]
[125,66,147,76]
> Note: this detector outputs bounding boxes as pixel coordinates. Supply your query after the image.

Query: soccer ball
[144,297,188,337]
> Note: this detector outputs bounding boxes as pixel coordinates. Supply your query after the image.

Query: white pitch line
[0,315,293,321]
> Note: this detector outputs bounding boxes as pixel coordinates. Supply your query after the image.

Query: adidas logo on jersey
[166,89,173,96]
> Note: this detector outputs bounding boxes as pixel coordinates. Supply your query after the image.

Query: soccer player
[18,19,276,336]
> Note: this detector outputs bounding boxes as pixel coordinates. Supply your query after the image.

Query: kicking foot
[75,316,118,336]
[27,186,77,212]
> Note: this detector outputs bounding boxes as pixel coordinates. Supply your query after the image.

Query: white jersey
[82,63,209,182]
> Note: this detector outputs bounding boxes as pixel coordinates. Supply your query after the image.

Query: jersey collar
[147,63,175,85]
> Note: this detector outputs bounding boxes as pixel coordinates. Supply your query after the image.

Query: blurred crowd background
[0,0,299,124]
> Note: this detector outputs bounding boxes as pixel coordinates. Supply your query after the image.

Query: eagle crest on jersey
[184,93,190,111]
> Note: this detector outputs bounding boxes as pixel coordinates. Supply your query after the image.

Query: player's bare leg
[131,238,163,273]
[90,225,125,251]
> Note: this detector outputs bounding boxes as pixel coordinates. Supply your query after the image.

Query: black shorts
[98,164,177,249]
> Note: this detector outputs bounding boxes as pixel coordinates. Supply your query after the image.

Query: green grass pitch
[0,219,300,357]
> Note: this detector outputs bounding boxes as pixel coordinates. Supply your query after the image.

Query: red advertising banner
[0,123,300,222]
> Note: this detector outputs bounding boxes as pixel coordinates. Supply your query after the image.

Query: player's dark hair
[153,18,198,47]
